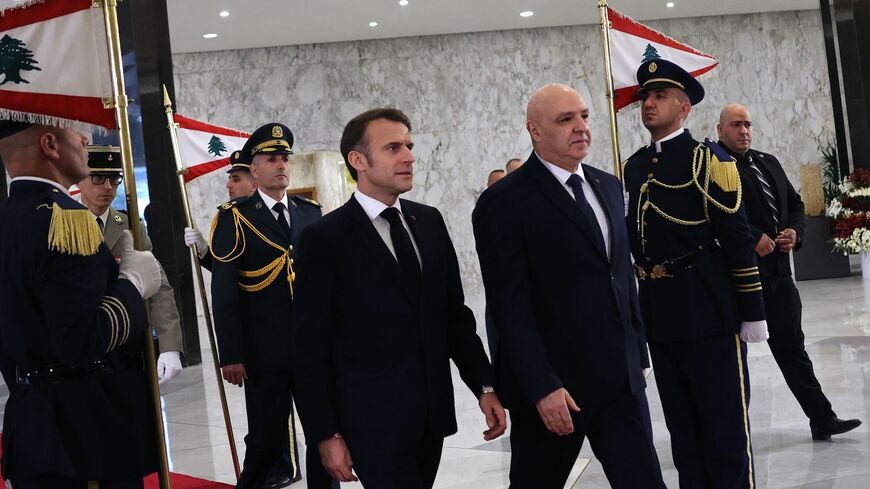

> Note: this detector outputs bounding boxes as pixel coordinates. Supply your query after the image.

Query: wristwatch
[480,385,495,396]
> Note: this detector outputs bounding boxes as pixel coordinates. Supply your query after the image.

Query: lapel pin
[255,202,263,209]
[113,215,122,223]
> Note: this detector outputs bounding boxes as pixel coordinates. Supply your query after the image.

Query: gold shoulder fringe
[47,203,102,256]
[709,155,739,193]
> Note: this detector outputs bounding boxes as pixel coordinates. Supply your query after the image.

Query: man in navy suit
[473,84,664,489]
[292,108,506,489]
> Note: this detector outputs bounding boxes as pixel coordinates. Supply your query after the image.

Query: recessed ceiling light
[666,2,675,7]
[203,33,218,39]
[219,10,230,17]
[399,0,409,5]
[520,11,534,18]
[369,21,379,27]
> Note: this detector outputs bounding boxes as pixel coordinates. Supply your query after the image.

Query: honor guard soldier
[209,123,324,489]
[0,120,162,488]
[184,149,258,270]
[78,145,185,384]
[623,60,768,489]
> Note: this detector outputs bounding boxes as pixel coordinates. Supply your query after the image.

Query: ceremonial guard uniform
[623,60,765,489]
[209,124,322,489]
[0,122,156,488]
[86,146,184,356]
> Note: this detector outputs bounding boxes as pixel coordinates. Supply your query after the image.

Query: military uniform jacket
[0,180,156,479]
[104,206,184,353]
[209,191,322,370]
[730,147,806,279]
[624,130,765,342]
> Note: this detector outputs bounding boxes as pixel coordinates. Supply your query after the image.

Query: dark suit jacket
[472,154,649,410]
[292,196,492,445]
[210,191,321,370]
[727,145,806,279]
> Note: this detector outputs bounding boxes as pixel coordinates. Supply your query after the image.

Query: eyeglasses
[90,174,123,186]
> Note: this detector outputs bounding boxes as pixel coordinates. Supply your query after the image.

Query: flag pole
[598,0,623,180]
[163,85,242,480]
[101,2,172,488]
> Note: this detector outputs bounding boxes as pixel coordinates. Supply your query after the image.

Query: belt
[634,241,720,280]
[16,353,145,385]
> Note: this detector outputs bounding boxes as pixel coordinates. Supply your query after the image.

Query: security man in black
[623,60,767,489]
[0,120,162,488]
[716,103,861,441]
[209,123,322,489]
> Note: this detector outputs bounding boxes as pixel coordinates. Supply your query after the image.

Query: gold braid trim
[693,145,742,215]
[209,208,296,298]
[47,203,102,256]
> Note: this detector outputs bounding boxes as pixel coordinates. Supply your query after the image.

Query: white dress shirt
[354,190,422,269]
[257,188,291,229]
[652,127,685,153]
[537,153,612,259]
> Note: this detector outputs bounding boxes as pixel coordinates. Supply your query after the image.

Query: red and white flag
[0,0,115,129]
[174,114,250,183]
[608,7,718,111]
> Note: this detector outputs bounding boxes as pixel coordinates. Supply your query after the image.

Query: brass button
[647,173,654,179]
[651,157,659,164]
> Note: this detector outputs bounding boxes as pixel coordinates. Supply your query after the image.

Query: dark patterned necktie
[272,202,291,239]
[565,174,606,253]
[746,155,780,229]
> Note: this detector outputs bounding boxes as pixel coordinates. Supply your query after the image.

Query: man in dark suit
[209,123,323,489]
[717,103,861,440]
[292,108,507,489]
[473,84,664,489]
[0,120,162,488]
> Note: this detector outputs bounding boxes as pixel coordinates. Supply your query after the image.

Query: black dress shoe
[264,474,297,488]
[811,417,862,440]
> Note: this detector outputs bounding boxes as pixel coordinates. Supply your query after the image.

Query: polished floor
[2,275,868,488]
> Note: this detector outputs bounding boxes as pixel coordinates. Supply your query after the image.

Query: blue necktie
[566,174,606,253]
[381,207,422,289]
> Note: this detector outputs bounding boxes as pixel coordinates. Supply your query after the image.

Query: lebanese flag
[0,0,116,129]
[607,7,718,111]
[174,114,250,183]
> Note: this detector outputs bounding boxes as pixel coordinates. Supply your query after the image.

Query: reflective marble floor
[1,275,867,488]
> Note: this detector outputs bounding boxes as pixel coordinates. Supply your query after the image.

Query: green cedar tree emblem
[642,44,661,63]
[208,135,228,157]
[0,34,41,85]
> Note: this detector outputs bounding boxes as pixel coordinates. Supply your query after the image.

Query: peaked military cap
[636,58,705,106]
[243,123,294,159]
[87,145,123,173]
[227,149,251,173]
[0,120,33,140]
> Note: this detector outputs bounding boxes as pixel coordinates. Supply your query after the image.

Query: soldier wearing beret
[0,120,162,488]
[623,59,768,488]
[208,123,324,489]
[77,145,185,384]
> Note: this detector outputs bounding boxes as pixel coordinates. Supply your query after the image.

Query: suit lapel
[248,192,289,247]
[103,207,127,249]
[527,156,608,260]
[346,197,417,305]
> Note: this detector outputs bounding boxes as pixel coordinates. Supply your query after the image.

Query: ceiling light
[203,33,218,39]
[520,11,534,18]
[666,2,675,7]
[219,10,230,17]
[399,0,409,5]
[369,21,379,27]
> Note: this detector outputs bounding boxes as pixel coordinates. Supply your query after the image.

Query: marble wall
[173,9,833,318]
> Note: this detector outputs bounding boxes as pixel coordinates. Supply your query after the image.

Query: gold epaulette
[47,203,102,256]
[705,139,740,193]
[291,195,321,207]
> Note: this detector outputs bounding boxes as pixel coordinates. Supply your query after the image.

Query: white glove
[739,320,769,343]
[157,351,183,384]
[184,227,208,258]
[116,231,162,299]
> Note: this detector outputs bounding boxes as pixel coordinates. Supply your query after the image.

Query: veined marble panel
[174,9,834,328]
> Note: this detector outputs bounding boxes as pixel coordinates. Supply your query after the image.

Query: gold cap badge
[233,151,240,159]
[107,154,113,161]
[649,62,657,73]
[272,125,283,138]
